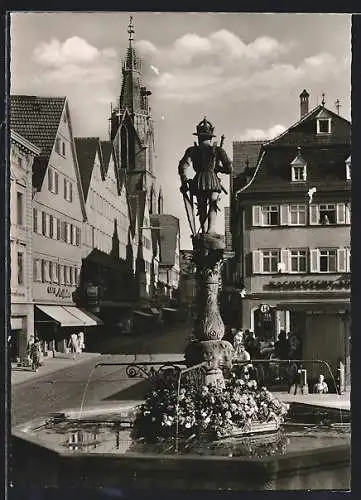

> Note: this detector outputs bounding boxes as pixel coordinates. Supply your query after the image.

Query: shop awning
[162,307,178,312]
[63,307,103,326]
[36,305,103,327]
[133,310,153,318]
[277,300,350,313]
[36,305,83,327]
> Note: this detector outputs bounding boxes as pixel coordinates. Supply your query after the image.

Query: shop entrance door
[254,305,276,341]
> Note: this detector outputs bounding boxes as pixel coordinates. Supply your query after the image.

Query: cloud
[32,36,116,84]
[238,124,286,141]
[133,29,343,105]
[33,36,114,68]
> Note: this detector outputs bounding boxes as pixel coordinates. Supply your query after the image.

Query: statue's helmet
[193,117,215,138]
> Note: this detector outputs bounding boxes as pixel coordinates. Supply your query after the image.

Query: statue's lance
[181,171,197,236]
[219,134,228,195]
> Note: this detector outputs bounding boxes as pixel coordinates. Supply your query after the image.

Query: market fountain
[11,119,350,490]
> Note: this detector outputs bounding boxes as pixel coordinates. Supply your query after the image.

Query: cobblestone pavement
[11,322,192,427]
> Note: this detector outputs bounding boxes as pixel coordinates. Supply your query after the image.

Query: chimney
[300,89,310,118]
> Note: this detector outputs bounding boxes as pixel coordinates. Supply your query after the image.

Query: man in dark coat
[178,117,232,233]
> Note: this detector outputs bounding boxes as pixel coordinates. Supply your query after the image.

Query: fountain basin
[11,400,350,490]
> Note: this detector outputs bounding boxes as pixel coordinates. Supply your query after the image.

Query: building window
[291,165,307,182]
[33,208,38,233]
[17,252,24,285]
[76,227,81,246]
[62,141,66,156]
[55,137,61,155]
[261,206,279,226]
[64,178,73,202]
[53,263,59,284]
[319,249,337,273]
[290,250,307,273]
[48,168,59,194]
[33,259,42,282]
[59,265,64,285]
[317,118,331,134]
[346,156,351,181]
[66,223,71,243]
[262,250,279,273]
[75,268,79,285]
[48,168,53,192]
[43,260,51,282]
[16,192,24,226]
[45,213,51,237]
[346,248,351,273]
[69,267,74,285]
[289,204,307,225]
[319,204,336,225]
[49,215,54,239]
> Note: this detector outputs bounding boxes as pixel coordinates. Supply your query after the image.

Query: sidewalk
[11,352,102,386]
[274,391,351,411]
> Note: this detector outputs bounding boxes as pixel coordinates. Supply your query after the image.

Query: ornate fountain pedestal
[185,233,234,386]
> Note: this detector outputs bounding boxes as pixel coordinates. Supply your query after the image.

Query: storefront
[34,304,102,353]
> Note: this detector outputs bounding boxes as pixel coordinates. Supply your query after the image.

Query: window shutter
[310,249,319,273]
[49,215,54,238]
[69,183,73,202]
[345,204,351,225]
[280,205,289,226]
[57,218,61,240]
[42,212,46,235]
[33,260,36,282]
[76,227,81,246]
[280,249,290,273]
[337,248,347,273]
[336,203,346,224]
[309,204,319,225]
[33,208,37,232]
[55,172,59,194]
[41,259,45,282]
[252,250,262,274]
[252,206,262,226]
[346,248,351,272]
[64,179,67,199]
[61,221,66,241]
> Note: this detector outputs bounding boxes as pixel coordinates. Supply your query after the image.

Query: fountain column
[185,233,234,386]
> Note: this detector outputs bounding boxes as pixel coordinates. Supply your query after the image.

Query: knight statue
[178,117,232,234]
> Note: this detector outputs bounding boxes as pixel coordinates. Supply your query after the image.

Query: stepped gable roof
[232,140,263,177]
[10,95,66,189]
[74,137,102,201]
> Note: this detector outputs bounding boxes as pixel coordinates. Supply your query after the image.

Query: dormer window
[291,148,307,182]
[317,118,331,134]
[345,155,351,180]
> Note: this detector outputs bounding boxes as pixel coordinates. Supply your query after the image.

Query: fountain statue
[178,117,234,385]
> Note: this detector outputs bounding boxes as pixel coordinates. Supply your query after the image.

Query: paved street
[11,321,192,427]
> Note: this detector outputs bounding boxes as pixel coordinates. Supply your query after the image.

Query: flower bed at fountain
[131,370,289,447]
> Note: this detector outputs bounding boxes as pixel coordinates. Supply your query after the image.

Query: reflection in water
[38,417,351,458]
[67,429,98,452]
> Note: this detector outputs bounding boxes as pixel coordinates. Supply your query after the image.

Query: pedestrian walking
[78,331,85,352]
[69,332,80,360]
[29,337,41,372]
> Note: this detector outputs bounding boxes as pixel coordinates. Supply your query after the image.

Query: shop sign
[47,286,72,298]
[264,276,350,291]
[86,286,99,298]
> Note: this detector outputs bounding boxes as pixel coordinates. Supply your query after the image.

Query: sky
[10,12,351,248]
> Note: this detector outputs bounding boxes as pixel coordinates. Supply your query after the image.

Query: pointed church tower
[110,15,157,193]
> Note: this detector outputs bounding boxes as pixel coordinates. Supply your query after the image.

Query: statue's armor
[178,142,231,194]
